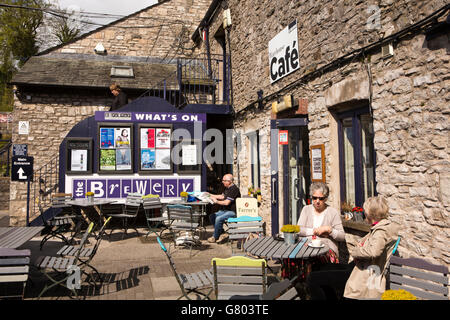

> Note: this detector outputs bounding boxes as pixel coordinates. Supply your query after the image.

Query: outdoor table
[67,199,117,229]
[244,236,329,279]
[0,226,44,249]
[166,200,210,232]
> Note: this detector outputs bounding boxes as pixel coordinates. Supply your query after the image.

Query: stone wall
[202,0,449,265]
[10,91,110,226]
[51,0,211,59]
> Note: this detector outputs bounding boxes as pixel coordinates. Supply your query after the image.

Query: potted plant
[256,188,261,203]
[86,191,94,202]
[180,191,188,202]
[381,289,417,300]
[352,206,364,222]
[341,201,353,220]
[280,224,300,245]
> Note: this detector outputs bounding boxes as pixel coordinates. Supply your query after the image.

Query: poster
[155,128,171,148]
[100,128,115,148]
[71,149,87,171]
[311,148,323,181]
[181,144,197,165]
[116,148,131,170]
[115,128,130,148]
[155,149,171,170]
[141,149,156,169]
[100,149,116,170]
[140,128,155,149]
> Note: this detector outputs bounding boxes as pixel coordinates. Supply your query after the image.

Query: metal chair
[55,217,112,286]
[166,204,200,256]
[142,195,166,238]
[227,215,264,255]
[212,256,267,300]
[0,248,31,299]
[106,193,142,239]
[156,236,213,300]
[34,222,95,299]
[37,194,74,250]
[260,276,300,300]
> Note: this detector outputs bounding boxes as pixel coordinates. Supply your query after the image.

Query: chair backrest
[90,217,112,255]
[227,216,263,240]
[0,248,31,299]
[51,193,73,208]
[166,204,195,223]
[212,256,267,300]
[124,193,142,215]
[260,277,300,300]
[236,198,259,218]
[73,222,95,260]
[142,195,162,217]
[388,255,449,300]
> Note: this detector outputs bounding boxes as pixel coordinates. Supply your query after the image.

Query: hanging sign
[268,20,300,83]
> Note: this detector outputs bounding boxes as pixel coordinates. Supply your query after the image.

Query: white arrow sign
[18,167,27,180]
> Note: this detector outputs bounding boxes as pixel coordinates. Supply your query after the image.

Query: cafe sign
[268,20,300,84]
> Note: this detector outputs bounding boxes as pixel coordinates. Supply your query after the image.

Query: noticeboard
[66,138,93,174]
[310,144,326,182]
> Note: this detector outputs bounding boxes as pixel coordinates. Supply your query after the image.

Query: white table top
[67,199,117,207]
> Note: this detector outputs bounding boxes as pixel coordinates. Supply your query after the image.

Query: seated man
[207,174,241,243]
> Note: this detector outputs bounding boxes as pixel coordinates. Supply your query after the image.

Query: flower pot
[284,232,296,245]
[181,196,188,202]
[87,195,94,203]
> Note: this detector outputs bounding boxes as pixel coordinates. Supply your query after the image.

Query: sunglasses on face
[312,196,326,201]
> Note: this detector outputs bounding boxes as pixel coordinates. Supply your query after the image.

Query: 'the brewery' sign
[269,20,300,83]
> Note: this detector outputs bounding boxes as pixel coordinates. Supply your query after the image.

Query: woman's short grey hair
[363,196,389,221]
[309,182,329,198]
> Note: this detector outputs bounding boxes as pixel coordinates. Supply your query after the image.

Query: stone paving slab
[17,226,239,300]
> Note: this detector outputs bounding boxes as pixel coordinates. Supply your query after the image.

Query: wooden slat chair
[106,193,142,240]
[260,276,300,300]
[227,216,264,255]
[388,255,449,300]
[0,248,31,299]
[166,204,200,256]
[55,217,112,285]
[142,195,166,238]
[156,236,214,300]
[34,222,95,299]
[37,196,74,251]
[212,256,267,300]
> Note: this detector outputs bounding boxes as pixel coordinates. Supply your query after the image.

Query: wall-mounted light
[94,42,107,55]
[223,9,232,29]
[271,95,293,114]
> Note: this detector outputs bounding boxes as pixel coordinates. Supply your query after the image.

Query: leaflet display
[98,123,133,174]
[138,124,173,174]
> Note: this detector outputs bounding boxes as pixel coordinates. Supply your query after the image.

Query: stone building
[8,0,223,226]
[194,0,449,265]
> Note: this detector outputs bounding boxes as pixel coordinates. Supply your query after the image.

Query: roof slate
[11,54,179,90]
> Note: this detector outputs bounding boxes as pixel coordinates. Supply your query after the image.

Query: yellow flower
[280,224,300,233]
[180,191,188,197]
[85,192,94,196]
[381,289,417,300]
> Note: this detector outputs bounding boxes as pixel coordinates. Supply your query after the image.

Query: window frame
[247,130,261,189]
[337,106,377,207]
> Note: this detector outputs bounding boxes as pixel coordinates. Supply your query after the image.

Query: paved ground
[12,225,279,300]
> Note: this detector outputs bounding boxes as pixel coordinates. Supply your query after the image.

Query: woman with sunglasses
[297,181,345,262]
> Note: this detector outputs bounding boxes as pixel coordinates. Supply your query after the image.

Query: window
[98,123,133,174]
[247,131,260,189]
[338,107,376,207]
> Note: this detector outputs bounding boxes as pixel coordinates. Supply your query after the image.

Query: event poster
[115,128,130,148]
[71,149,87,171]
[155,149,171,170]
[181,144,197,165]
[141,149,156,169]
[116,148,131,170]
[100,149,116,170]
[155,128,171,149]
[140,128,155,149]
[100,128,115,149]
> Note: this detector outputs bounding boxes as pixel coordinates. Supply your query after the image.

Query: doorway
[283,126,310,225]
